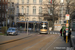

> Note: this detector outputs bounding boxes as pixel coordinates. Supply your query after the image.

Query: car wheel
[15,33,17,36]
[7,34,9,36]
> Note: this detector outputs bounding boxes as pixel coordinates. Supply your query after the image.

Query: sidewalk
[0,33,36,45]
[47,36,73,50]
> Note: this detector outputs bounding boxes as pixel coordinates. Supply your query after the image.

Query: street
[0,32,71,50]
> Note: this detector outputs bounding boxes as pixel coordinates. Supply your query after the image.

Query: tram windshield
[40,22,48,29]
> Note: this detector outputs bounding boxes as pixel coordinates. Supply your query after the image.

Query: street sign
[66,23,69,27]
[66,31,68,33]
[66,33,68,36]
[65,14,70,20]
[66,28,68,30]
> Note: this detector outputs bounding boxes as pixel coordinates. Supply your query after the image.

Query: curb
[71,38,75,49]
[0,34,34,45]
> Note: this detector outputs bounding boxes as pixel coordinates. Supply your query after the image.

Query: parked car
[7,27,18,36]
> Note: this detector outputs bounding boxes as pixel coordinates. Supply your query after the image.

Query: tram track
[0,34,59,50]
[6,36,43,50]
[40,36,59,50]
[24,34,59,50]
[0,34,40,50]
[0,35,33,45]
[0,34,47,50]
[24,35,51,50]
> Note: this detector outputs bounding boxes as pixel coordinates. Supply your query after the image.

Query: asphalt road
[0,33,71,50]
[0,34,60,50]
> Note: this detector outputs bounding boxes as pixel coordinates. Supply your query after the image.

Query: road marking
[40,35,59,50]
[46,36,59,50]
[23,36,52,50]
[5,36,42,50]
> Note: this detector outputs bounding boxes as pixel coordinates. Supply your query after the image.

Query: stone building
[0,0,8,27]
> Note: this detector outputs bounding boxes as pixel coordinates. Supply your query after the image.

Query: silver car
[7,27,18,36]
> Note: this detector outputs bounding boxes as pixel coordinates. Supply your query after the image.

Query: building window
[16,18,19,21]
[17,0,19,3]
[39,0,42,4]
[17,6,19,14]
[2,0,4,2]
[2,13,4,18]
[27,6,29,14]
[33,6,36,14]
[0,14,1,17]
[22,18,24,21]
[0,5,1,9]
[5,5,7,9]
[2,5,4,9]
[5,14,6,18]
[27,0,29,3]
[22,0,24,4]
[39,7,42,13]
[22,6,24,15]
[12,2,14,7]
[33,0,36,3]
[5,0,7,2]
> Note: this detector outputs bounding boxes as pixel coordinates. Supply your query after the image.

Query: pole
[52,0,54,31]
[62,5,63,20]
[66,20,68,43]
[25,8,26,31]
[6,9,8,31]
[6,17,7,31]
[27,13,28,35]
[10,0,11,27]
[66,0,70,43]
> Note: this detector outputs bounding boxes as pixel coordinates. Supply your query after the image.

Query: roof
[17,21,42,23]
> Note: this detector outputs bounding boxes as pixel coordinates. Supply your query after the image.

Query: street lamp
[60,0,64,22]
[66,0,70,14]
[65,0,70,43]
[27,13,29,35]
[33,17,36,31]
[24,8,26,31]
[6,9,8,30]
[51,0,54,31]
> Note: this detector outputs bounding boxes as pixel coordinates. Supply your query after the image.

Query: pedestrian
[60,28,62,36]
[68,30,71,42]
[63,29,66,41]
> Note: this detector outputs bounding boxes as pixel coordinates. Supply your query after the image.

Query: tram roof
[17,21,42,23]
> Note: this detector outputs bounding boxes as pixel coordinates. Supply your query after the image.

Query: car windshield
[8,28,16,31]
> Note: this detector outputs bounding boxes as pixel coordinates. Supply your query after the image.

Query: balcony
[17,13,25,16]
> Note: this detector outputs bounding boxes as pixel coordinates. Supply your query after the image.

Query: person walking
[63,29,66,41]
[60,28,62,36]
[68,30,71,42]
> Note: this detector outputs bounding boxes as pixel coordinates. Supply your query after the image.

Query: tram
[39,21,49,34]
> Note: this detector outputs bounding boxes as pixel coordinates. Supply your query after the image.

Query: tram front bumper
[40,29,48,33]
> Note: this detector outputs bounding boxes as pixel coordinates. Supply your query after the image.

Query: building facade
[0,0,8,27]
[14,0,45,24]
[4,0,75,30]
[8,0,15,27]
